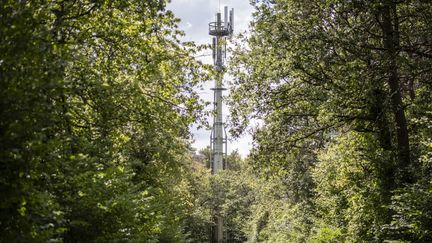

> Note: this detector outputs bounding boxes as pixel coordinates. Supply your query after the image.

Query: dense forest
[1,0,431,242]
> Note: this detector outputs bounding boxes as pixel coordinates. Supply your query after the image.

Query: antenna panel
[212,37,216,60]
[230,8,234,33]
[224,6,228,29]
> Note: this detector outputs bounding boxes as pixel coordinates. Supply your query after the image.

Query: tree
[0,0,209,241]
[228,0,432,241]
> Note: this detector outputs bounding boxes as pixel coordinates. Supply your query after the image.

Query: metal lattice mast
[209,6,234,243]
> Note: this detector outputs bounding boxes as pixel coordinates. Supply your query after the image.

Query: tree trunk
[381,1,411,182]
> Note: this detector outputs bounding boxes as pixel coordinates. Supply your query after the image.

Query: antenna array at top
[209,6,234,36]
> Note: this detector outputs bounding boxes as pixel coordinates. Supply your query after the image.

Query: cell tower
[209,5,234,243]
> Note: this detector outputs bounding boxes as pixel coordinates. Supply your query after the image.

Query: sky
[167,0,254,157]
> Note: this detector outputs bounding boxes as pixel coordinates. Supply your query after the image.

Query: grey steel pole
[208,7,233,243]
